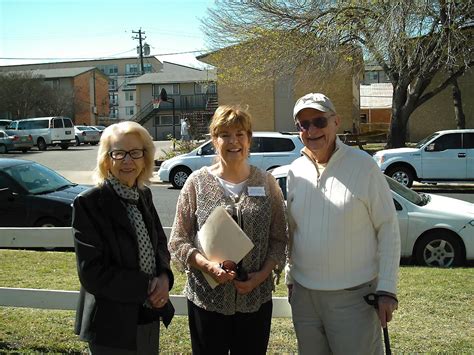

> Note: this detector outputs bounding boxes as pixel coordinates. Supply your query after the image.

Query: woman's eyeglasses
[220,260,248,281]
[109,149,145,160]
[296,115,333,131]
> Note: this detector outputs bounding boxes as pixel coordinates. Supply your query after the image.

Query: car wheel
[170,167,192,189]
[415,231,464,267]
[386,166,414,187]
[60,144,69,150]
[34,217,63,227]
[75,137,80,146]
[0,144,7,154]
[37,137,47,151]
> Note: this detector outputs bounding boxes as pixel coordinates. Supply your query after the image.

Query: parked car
[74,125,100,146]
[373,129,474,187]
[89,125,106,135]
[5,116,75,151]
[0,119,12,130]
[158,132,304,188]
[0,159,89,227]
[0,129,34,153]
[271,164,474,267]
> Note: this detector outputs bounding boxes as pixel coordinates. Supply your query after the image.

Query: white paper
[197,205,254,288]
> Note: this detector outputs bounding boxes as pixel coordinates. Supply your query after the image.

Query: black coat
[72,181,174,350]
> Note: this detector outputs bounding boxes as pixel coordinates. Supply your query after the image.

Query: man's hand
[377,295,398,328]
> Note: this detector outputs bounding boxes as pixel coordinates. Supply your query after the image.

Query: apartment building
[0,56,162,122]
[130,62,218,140]
[0,67,109,125]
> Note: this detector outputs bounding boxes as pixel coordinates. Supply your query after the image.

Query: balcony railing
[154,93,217,112]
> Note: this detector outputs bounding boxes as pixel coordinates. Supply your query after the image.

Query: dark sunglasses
[296,116,331,131]
[219,260,248,281]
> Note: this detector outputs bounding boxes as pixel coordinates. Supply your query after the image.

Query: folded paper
[197,205,254,288]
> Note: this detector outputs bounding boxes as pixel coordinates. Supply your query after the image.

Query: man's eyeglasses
[296,115,333,131]
[220,260,248,281]
[109,149,145,160]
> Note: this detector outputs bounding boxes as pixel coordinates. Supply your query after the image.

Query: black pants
[187,299,273,355]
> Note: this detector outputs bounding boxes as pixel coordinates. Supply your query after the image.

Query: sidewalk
[59,170,164,185]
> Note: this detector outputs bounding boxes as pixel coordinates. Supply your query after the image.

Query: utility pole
[132,29,146,74]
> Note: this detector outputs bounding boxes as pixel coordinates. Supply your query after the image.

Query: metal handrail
[130,100,155,124]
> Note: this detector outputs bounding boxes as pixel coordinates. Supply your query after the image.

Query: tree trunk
[386,85,411,148]
[451,78,465,129]
[386,111,409,148]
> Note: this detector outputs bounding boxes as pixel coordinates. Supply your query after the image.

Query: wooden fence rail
[0,227,291,317]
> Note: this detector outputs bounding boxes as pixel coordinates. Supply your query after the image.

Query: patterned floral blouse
[169,166,288,315]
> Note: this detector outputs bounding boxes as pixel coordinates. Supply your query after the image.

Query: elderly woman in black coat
[73,121,174,354]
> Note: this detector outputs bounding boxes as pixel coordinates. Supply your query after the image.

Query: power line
[0,49,207,62]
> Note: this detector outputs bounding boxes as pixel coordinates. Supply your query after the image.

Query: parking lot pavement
[59,170,164,185]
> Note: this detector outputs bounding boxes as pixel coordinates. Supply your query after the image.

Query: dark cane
[364,293,392,355]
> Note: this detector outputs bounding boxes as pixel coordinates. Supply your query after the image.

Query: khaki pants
[290,281,383,355]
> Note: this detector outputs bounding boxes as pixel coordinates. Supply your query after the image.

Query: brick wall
[73,70,109,125]
[408,68,473,142]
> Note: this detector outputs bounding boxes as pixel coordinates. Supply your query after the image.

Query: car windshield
[385,176,424,205]
[415,133,440,148]
[3,162,72,194]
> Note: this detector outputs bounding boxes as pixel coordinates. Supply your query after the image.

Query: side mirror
[197,148,203,156]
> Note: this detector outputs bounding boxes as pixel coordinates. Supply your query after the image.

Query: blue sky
[0,0,214,68]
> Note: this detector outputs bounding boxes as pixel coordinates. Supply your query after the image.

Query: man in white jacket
[286,93,401,354]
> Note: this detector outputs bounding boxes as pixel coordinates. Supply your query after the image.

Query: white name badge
[248,186,265,196]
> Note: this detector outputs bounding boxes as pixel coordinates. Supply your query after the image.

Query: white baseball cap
[293,93,337,120]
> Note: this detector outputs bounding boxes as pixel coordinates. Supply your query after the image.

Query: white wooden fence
[0,227,291,317]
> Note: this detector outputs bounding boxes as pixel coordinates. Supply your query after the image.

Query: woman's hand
[233,271,266,295]
[148,273,170,308]
[208,261,236,284]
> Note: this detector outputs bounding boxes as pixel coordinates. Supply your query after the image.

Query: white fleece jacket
[286,138,401,294]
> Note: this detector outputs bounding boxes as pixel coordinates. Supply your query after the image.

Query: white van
[5,117,75,150]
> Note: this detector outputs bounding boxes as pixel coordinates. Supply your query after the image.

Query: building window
[109,79,118,91]
[123,77,136,90]
[125,92,134,101]
[153,84,180,97]
[125,106,135,116]
[360,113,368,123]
[45,79,60,89]
[99,65,118,75]
[195,82,217,94]
[109,93,118,105]
[144,63,153,73]
[154,115,180,125]
[110,107,118,118]
[126,64,139,75]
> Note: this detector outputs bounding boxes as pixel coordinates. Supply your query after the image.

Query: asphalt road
[4,143,473,228]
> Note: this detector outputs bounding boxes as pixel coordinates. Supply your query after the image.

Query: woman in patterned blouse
[72,121,174,354]
[169,105,288,354]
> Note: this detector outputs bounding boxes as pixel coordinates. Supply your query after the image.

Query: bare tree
[37,86,75,118]
[0,72,45,118]
[0,72,74,119]
[203,0,473,147]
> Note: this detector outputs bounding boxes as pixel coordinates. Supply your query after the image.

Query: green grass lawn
[1,250,473,353]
